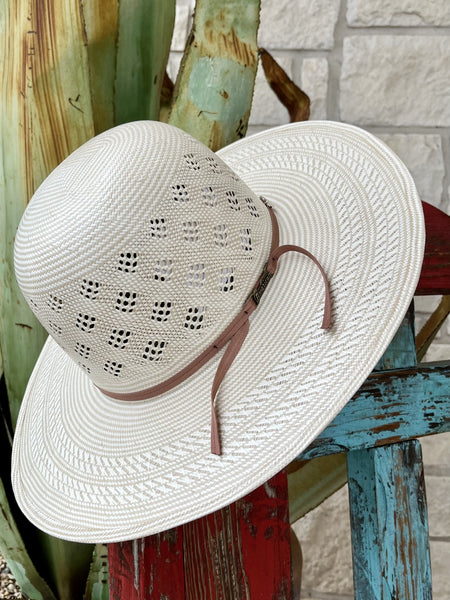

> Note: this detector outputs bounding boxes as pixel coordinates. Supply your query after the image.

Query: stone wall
[171,2,450,597]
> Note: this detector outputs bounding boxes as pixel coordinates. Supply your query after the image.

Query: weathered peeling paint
[300,361,449,460]
[348,442,432,599]
[188,56,255,125]
[169,0,260,151]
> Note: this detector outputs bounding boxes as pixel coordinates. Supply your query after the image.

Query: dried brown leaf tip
[160,71,175,123]
[259,48,310,122]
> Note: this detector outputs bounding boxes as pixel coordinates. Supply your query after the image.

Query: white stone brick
[425,476,450,538]
[249,55,294,126]
[421,433,450,467]
[430,541,450,599]
[347,0,450,27]
[246,125,273,137]
[171,1,193,52]
[259,0,340,50]
[340,36,450,127]
[415,296,442,315]
[166,53,182,85]
[424,343,450,362]
[376,134,444,208]
[293,486,354,595]
[301,58,328,120]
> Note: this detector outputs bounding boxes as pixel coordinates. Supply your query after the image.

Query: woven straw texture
[14,122,272,392]
[12,121,424,543]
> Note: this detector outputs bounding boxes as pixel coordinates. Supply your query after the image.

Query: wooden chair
[108,201,450,599]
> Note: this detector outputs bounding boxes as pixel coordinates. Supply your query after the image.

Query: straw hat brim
[12,121,424,543]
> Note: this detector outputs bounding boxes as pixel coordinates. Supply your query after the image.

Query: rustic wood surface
[301,361,450,460]
[348,441,432,599]
[107,201,450,599]
[108,470,291,599]
[346,294,432,599]
[416,201,450,296]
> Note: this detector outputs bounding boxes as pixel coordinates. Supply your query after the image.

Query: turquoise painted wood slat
[347,441,432,599]
[374,306,416,371]
[299,361,449,460]
[346,302,432,598]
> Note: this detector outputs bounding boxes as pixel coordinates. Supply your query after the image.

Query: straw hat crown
[14,121,272,394]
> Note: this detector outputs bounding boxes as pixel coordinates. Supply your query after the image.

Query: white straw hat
[12,120,424,543]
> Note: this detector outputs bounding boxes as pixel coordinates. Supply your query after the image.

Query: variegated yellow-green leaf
[0,0,95,428]
[169,0,261,150]
[1,2,96,598]
[288,454,347,524]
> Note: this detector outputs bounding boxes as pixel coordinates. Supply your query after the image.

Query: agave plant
[0,0,264,597]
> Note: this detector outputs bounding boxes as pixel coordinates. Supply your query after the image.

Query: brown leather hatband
[98,202,332,455]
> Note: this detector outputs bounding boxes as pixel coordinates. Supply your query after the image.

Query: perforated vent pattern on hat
[15,121,272,394]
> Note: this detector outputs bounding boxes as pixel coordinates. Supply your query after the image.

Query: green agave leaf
[82,0,175,130]
[169,0,261,151]
[81,0,119,134]
[115,0,175,124]
[35,534,94,600]
[83,545,109,600]
[0,476,57,600]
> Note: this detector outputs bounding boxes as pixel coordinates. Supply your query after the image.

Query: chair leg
[108,469,292,599]
[347,440,432,600]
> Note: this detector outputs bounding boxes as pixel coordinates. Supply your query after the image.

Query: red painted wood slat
[416,201,450,295]
[108,470,291,599]
[108,529,185,600]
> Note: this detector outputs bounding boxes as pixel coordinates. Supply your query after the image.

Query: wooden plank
[416,201,450,296]
[108,529,184,600]
[108,471,291,599]
[347,441,432,599]
[374,307,416,371]
[300,361,450,460]
[183,470,290,600]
